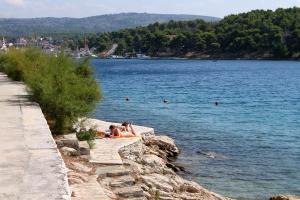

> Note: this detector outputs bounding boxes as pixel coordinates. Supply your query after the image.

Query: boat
[136,53,150,59]
[107,55,125,59]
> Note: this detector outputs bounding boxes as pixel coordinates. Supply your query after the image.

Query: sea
[91,59,300,200]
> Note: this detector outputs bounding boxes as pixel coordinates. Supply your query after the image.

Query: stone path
[0,73,70,200]
[71,175,109,200]
[96,165,147,200]
[83,119,154,165]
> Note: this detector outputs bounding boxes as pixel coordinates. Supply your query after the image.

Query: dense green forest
[87,7,300,59]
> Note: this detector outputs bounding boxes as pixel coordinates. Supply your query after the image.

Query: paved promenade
[0,73,70,200]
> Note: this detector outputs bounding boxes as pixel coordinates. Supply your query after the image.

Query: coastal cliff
[56,119,232,200]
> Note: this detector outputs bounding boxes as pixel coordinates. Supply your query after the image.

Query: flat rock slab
[90,137,141,164]
[80,118,155,137]
[82,118,154,165]
[0,73,70,200]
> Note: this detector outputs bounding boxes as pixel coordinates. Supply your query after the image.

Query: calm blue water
[91,59,300,200]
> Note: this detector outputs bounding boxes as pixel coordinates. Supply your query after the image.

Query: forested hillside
[88,7,300,59]
[0,13,219,37]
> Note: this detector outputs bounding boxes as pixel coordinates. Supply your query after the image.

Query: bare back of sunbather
[109,123,136,138]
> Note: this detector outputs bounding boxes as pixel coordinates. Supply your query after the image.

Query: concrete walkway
[0,73,70,200]
[82,119,154,165]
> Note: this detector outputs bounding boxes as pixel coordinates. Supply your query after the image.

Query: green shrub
[0,48,102,133]
[87,139,96,149]
[76,129,96,141]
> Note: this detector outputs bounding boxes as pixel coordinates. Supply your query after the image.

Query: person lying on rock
[109,122,136,138]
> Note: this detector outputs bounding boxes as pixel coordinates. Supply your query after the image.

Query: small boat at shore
[107,55,125,59]
[136,53,150,59]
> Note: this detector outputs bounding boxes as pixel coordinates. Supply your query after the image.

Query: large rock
[119,139,144,162]
[178,180,232,200]
[125,134,233,200]
[142,154,166,168]
[79,141,90,155]
[270,195,300,200]
[145,136,179,158]
[56,133,79,150]
[60,147,79,156]
[142,174,174,192]
[141,135,185,172]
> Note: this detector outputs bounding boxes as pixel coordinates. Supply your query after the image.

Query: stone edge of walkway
[0,73,71,200]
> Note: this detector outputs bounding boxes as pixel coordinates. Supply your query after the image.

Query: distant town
[0,36,98,58]
[0,36,151,59]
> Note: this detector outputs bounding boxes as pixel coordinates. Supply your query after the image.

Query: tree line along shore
[79,7,300,59]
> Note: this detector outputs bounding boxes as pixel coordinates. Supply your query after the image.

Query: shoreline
[96,57,300,61]
[56,118,233,200]
[55,118,300,200]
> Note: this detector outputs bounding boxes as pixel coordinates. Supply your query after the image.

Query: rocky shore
[270,195,300,200]
[118,134,232,200]
[55,118,232,200]
[55,118,300,200]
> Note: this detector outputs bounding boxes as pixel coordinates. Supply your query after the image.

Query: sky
[0,0,300,18]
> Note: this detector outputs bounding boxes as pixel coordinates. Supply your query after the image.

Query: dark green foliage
[88,7,300,59]
[0,49,101,133]
[76,129,96,141]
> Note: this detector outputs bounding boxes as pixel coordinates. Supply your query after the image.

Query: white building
[0,37,7,51]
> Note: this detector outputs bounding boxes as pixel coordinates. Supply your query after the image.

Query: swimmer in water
[215,101,219,106]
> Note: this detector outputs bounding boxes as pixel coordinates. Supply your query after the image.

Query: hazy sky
[0,0,300,18]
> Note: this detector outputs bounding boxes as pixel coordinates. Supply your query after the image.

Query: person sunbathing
[109,123,136,138]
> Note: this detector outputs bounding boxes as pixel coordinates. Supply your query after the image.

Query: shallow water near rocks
[92,59,300,200]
